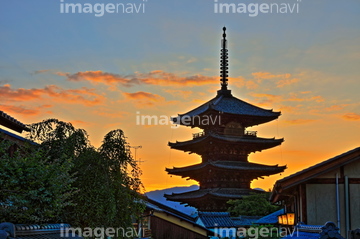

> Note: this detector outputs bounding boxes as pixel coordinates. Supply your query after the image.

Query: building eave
[0,111,30,133]
[270,146,360,203]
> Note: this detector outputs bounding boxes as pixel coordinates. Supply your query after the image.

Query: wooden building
[0,111,32,155]
[0,111,29,134]
[165,27,286,211]
[140,198,213,239]
[270,147,360,237]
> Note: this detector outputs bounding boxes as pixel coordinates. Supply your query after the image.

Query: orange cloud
[342,113,360,121]
[136,71,217,86]
[245,80,259,89]
[60,71,135,87]
[0,104,52,116]
[232,77,259,89]
[276,78,299,87]
[58,70,217,87]
[93,109,128,119]
[58,70,301,90]
[123,91,165,107]
[249,93,282,106]
[123,91,163,101]
[69,120,92,127]
[251,72,299,88]
[0,84,44,101]
[287,93,324,103]
[324,104,348,112]
[0,84,105,106]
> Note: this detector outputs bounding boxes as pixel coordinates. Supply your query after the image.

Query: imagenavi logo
[60,0,148,17]
[214,0,301,17]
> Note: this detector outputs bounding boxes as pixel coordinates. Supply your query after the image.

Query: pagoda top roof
[165,187,260,201]
[166,161,286,175]
[172,90,280,127]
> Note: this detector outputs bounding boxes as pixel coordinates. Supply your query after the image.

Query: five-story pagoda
[165,27,286,211]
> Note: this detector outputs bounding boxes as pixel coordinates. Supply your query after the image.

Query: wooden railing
[193,131,206,138]
[245,131,257,137]
[192,130,257,138]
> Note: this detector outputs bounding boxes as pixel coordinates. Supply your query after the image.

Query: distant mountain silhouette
[145,185,265,215]
[145,185,199,215]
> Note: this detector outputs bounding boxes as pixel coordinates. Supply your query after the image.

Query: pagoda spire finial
[220,26,229,90]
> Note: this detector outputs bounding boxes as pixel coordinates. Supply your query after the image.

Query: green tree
[27,119,144,232]
[0,138,76,223]
[227,192,280,216]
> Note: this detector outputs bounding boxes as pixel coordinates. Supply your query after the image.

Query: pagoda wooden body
[165,28,286,211]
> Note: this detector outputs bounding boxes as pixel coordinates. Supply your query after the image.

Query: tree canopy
[0,139,75,223]
[227,192,280,216]
[1,118,144,232]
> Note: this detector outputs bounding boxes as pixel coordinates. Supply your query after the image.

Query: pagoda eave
[166,161,286,174]
[168,135,284,154]
[166,161,286,181]
[165,188,263,204]
[164,188,267,211]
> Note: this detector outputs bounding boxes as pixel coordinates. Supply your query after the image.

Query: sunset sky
[1,0,359,192]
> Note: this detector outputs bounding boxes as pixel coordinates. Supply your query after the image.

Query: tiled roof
[282,222,344,239]
[0,111,29,133]
[254,209,284,224]
[198,212,235,228]
[145,198,195,222]
[167,161,286,174]
[169,132,283,152]
[177,92,280,120]
[0,223,81,239]
[144,198,213,235]
[165,188,260,201]
[231,215,262,226]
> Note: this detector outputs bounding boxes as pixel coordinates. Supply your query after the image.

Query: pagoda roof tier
[168,132,283,154]
[166,161,286,180]
[165,187,260,202]
[172,90,280,128]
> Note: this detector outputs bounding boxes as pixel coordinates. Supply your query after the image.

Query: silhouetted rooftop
[0,111,29,133]
[167,161,286,175]
[169,131,283,153]
[173,91,280,128]
[165,188,260,201]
